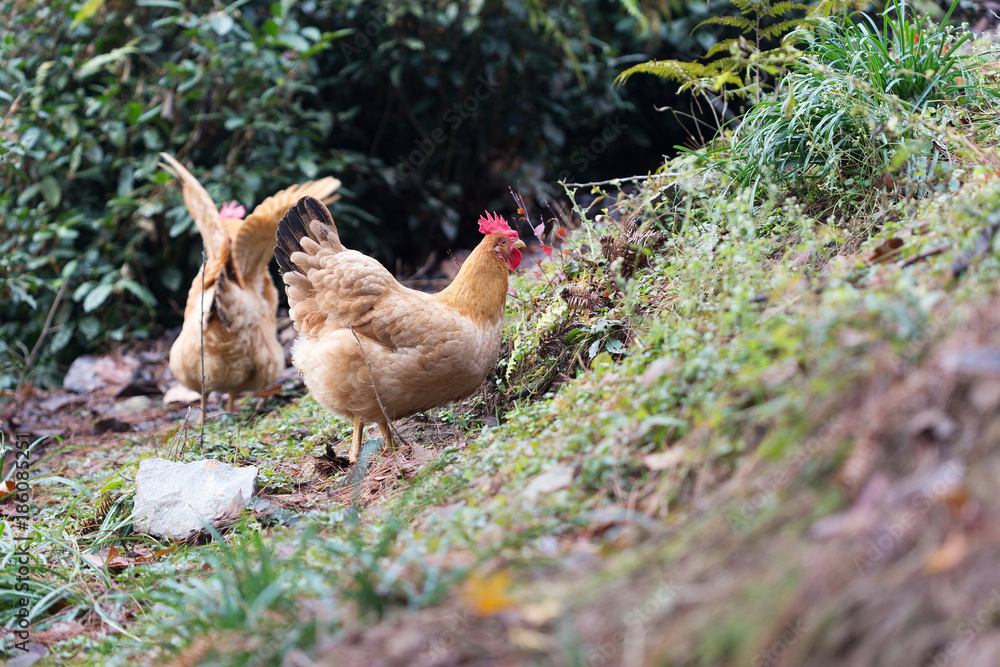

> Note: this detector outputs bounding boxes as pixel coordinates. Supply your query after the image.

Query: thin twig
[560,173,678,189]
[26,279,67,370]
[347,324,410,450]
[953,222,1000,278]
[199,251,206,449]
[897,245,948,270]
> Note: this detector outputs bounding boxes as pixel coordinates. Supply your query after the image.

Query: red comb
[478,211,518,240]
[219,200,246,220]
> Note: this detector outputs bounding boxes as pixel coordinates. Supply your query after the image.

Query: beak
[513,239,526,249]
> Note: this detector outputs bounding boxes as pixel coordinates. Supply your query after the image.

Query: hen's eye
[500,238,507,245]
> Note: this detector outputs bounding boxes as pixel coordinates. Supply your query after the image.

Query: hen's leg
[227,393,235,415]
[377,422,394,456]
[348,418,364,463]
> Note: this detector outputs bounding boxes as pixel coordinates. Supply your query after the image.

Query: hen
[160,153,341,413]
[274,196,525,462]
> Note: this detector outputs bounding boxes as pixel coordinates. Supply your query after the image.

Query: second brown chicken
[161,153,341,414]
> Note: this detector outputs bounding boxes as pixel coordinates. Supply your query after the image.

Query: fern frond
[705,39,741,59]
[71,0,106,29]
[76,39,140,79]
[614,60,707,87]
[617,0,651,33]
[703,57,739,74]
[762,1,811,17]
[32,61,56,111]
[714,71,746,91]
[760,19,811,40]
[729,0,763,14]
[810,0,865,17]
[697,15,757,33]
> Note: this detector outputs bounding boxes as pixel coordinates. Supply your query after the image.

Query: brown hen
[161,153,341,413]
[274,196,524,461]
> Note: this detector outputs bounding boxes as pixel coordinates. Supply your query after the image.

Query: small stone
[37,393,80,413]
[63,355,102,393]
[94,417,131,434]
[134,458,258,540]
[104,395,154,418]
[523,464,575,502]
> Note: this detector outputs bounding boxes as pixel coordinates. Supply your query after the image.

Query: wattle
[507,248,522,271]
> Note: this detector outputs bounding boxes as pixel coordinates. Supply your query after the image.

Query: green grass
[724,0,999,207]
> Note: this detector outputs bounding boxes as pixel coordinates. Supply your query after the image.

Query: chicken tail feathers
[274,196,342,277]
[234,177,341,281]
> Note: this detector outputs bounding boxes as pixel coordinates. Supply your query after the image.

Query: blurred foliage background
[0,0,724,388]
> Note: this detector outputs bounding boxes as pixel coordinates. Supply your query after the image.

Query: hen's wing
[234,177,342,281]
[159,153,227,265]
[276,196,428,349]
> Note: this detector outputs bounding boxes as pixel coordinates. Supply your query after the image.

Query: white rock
[523,464,575,501]
[133,458,258,540]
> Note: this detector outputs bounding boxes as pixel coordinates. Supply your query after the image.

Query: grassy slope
[7,157,1000,665]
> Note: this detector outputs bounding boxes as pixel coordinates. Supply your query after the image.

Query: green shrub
[0,0,347,388]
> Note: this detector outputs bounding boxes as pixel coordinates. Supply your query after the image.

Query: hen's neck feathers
[434,233,510,327]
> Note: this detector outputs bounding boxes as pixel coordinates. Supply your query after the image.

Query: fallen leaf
[642,449,684,471]
[462,571,516,616]
[81,544,174,573]
[37,393,80,413]
[520,598,561,626]
[0,480,16,502]
[924,532,968,574]
[867,237,904,264]
[408,442,437,466]
[4,642,47,667]
[32,620,88,645]
[508,626,548,651]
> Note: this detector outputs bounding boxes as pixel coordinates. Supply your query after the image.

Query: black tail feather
[274,196,337,276]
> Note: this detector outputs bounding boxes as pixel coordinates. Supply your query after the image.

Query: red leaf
[542,244,553,259]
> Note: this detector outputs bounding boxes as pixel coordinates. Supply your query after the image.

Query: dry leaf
[32,620,88,645]
[0,480,17,502]
[924,532,969,574]
[520,598,561,626]
[642,449,684,471]
[868,237,904,264]
[462,571,516,616]
[508,626,548,651]
[408,442,437,466]
[81,544,174,573]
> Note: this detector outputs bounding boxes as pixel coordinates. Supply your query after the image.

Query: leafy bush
[0,0,347,388]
